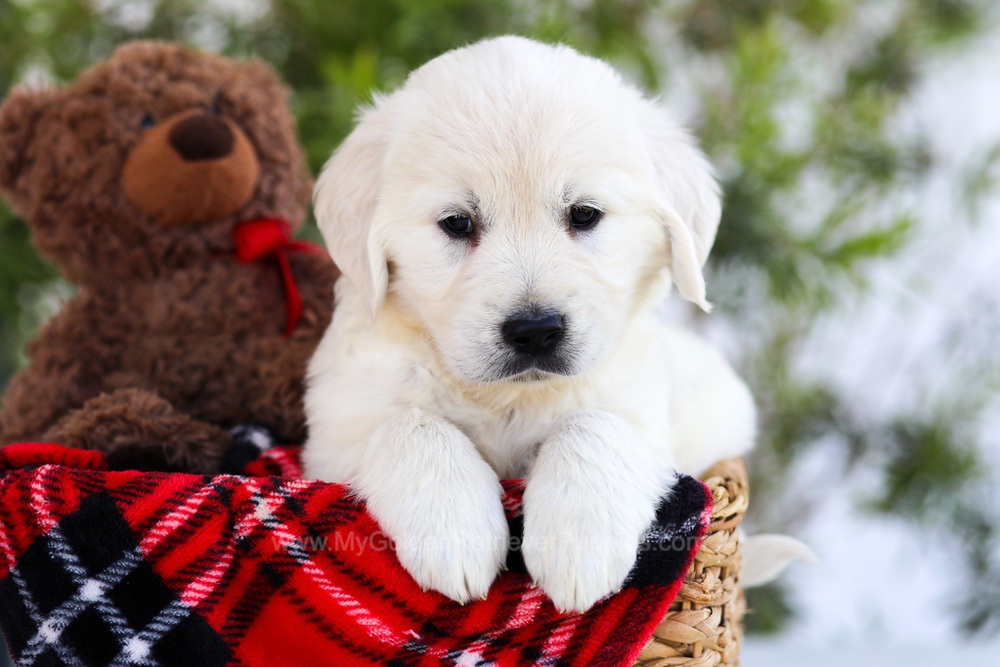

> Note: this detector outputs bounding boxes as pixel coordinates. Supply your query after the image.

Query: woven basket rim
[633,457,748,667]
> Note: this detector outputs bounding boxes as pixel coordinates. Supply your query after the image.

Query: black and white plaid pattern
[221,424,278,475]
[0,494,229,667]
[627,474,710,589]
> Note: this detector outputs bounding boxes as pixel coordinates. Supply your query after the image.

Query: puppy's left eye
[569,205,602,231]
[439,214,475,239]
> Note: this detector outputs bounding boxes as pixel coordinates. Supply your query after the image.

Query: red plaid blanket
[0,441,710,667]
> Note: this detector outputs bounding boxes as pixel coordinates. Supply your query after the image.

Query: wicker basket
[634,458,748,666]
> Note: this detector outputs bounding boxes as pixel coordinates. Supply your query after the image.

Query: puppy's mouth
[505,369,555,383]
[492,356,575,383]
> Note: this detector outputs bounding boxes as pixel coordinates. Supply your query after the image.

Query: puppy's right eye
[439,214,475,239]
[569,205,602,231]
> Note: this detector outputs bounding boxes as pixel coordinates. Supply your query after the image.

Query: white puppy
[304,36,757,613]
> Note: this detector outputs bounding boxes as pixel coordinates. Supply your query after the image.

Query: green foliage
[864,410,1000,634]
[0,0,997,637]
[745,581,796,636]
[963,141,1000,221]
[877,417,981,516]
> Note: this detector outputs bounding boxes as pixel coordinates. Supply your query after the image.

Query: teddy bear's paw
[44,388,229,474]
[104,418,230,474]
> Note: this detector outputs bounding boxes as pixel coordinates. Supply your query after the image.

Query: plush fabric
[0,442,711,667]
[0,42,338,473]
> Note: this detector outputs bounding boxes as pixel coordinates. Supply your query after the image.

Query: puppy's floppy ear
[0,86,57,213]
[642,104,721,312]
[313,102,390,317]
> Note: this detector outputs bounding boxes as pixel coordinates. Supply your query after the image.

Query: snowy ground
[743,639,1000,666]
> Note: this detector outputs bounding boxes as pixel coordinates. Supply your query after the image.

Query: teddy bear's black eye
[439,214,475,239]
[569,205,602,231]
[140,113,156,130]
[208,99,222,116]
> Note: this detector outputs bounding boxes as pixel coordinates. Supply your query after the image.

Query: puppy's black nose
[502,313,565,356]
[169,114,234,161]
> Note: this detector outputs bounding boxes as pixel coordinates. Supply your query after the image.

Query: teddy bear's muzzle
[122,109,261,227]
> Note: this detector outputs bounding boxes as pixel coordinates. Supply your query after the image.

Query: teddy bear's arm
[0,360,90,448]
[0,293,125,448]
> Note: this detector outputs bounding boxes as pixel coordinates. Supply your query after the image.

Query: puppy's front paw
[521,493,647,613]
[521,410,669,613]
[356,408,509,604]
[392,493,509,603]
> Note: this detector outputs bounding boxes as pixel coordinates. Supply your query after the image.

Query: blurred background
[1,0,998,664]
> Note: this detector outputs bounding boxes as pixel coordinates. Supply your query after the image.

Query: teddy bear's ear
[0,86,57,211]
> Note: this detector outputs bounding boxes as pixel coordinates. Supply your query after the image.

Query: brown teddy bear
[0,42,338,473]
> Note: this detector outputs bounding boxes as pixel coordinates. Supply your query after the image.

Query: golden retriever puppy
[304,36,756,612]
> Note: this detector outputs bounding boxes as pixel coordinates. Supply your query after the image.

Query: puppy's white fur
[305,36,756,612]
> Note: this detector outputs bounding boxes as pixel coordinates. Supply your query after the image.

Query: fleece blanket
[0,432,710,667]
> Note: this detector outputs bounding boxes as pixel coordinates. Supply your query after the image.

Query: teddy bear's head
[0,42,312,284]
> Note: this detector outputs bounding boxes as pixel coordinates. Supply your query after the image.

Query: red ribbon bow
[232,218,326,337]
